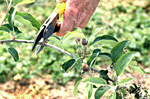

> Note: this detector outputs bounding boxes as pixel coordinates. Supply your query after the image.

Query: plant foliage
[0,0,149,98]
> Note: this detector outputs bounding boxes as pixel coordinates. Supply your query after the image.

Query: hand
[54,0,100,36]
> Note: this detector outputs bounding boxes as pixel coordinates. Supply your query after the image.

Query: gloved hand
[54,0,100,36]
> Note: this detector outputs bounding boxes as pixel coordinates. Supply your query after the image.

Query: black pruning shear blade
[32,2,66,54]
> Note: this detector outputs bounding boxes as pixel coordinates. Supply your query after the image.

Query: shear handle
[43,11,58,29]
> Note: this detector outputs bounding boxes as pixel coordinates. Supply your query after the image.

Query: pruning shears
[32,2,66,54]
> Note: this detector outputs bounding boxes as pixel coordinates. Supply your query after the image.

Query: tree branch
[0,39,73,57]
[0,39,99,73]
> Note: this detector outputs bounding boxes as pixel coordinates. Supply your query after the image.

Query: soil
[0,66,149,99]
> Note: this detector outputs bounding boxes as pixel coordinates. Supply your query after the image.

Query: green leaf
[83,77,106,85]
[92,26,103,35]
[109,92,116,99]
[94,86,111,99]
[8,48,19,62]
[62,59,75,72]
[99,70,108,78]
[0,25,11,33]
[14,26,22,35]
[15,12,41,31]
[118,78,134,85]
[4,13,9,21]
[93,49,101,54]
[99,52,111,58]
[8,7,16,27]
[63,31,85,44]
[0,24,21,35]
[87,52,99,67]
[93,85,97,88]
[92,35,118,45]
[130,65,145,76]
[115,52,140,77]
[13,0,35,6]
[3,7,20,35]
[111,40,129,63]
[73,54,82,71]
[88,26,103,46]
[74,58,82,71]
[73,77,82,96]
[86,84,93,99]
[85,49,101,67]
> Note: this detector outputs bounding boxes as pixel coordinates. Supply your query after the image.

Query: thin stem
[91,67,99,73]
[82,45,87,59]
[11,7,17,38]
[45,43,73,57]
[0,39,73,57]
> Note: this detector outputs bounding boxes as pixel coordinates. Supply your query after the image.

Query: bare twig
[0,39,33,43]
[0,39,73,57]
[0,39,100,73]
[45,43,73,57]
[82,46,87,59]
[91,67,99,73]
[0,0,13,26]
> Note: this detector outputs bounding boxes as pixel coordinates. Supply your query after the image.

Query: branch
[91,67,99,73]
[82,46,87,59]
[0,39,73,57]
[0,39,99,73]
